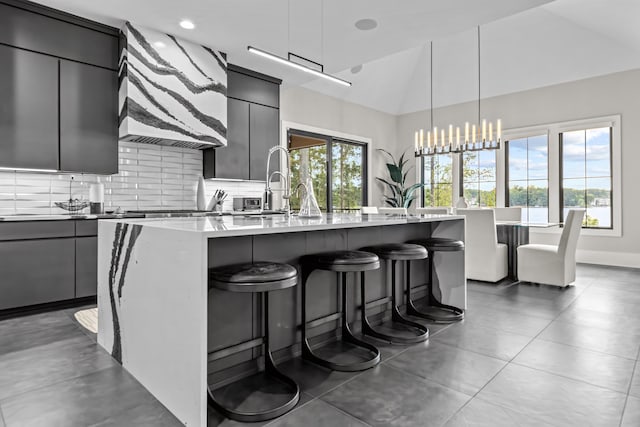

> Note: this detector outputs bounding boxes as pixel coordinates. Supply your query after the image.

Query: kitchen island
[97,213,466,426]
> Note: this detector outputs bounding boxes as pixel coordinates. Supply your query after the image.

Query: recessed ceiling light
[350,65,363,74]
[180,20,195,30]
[355,18,377,31]
[153,41,166,49]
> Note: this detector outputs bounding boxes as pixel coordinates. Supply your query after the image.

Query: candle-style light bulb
[427,131,432,150]
[448,124,453,146]
[497,119,502,142]
[489,121,493,143]
[482,119,487,142]
[434,126,438,147]
[472,124,477,144]
[441,129,445,147]
[465,122,469,144]
[419,129,424,151]
[415,131,419,153]
[456,127,460,149]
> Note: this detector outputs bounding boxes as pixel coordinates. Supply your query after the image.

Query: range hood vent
[119,22,227,150]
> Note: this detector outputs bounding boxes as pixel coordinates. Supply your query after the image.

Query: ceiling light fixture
[179,20,195,30]
[153,41,166,49]
[248,46,351,87]
[0,166,58,173]
[248,0,351,87]
[415,26,501,157]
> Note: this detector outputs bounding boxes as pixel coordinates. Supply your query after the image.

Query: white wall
[280,86,401,207]
[397,68,640,267]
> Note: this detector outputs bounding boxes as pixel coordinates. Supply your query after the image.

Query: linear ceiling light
[247,46,351,87]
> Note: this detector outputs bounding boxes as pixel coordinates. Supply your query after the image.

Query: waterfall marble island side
[97,213,466,426]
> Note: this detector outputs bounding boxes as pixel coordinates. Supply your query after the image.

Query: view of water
[525,206,611,228]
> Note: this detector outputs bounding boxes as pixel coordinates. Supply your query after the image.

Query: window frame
[421,153,454,208]
[559,127,614,230]
[287,127,368,213]
[461,149,498,208]
[502,115,621,237]
[504,134,550,223]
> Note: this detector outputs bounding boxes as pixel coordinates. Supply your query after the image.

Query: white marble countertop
[101,213,464,238]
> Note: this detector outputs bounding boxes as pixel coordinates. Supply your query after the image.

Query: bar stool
[359,243,429,344]
[301,250,381,372]
[208,262,300,422]
[407,238,465,322]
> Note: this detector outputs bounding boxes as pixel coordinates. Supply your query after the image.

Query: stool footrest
[302,324,381,372]
[362,306,429,344]
[406,299,464,323]
[208,352,300,423]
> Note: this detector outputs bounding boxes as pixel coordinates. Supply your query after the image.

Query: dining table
[496,221,559,280]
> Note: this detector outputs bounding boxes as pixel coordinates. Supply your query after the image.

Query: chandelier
[415,26,501,157]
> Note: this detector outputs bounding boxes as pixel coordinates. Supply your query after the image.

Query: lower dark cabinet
[75,236,98,298]
[0,239,75,310]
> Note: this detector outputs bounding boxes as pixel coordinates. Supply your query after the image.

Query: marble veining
[108,223,143,363]
[119,22,227,149]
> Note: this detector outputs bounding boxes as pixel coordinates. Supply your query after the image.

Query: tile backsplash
[0,141,266,215]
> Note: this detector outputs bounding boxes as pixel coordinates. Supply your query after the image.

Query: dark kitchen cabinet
[0,1,118,69]
[60,60,118,174]
[75,236,98,298]
[0,44,59,170]
[204,66,281,180]
[208,98,250,180]
[249,103,280,181]
[0,238,75,311]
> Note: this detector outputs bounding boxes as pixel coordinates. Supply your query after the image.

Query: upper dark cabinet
[207,98,250,180]
[0,2,118,69]
[227,69,280,108]
[204,65,281,179]
[249,103,280,181]
[0,44,59,170]
[59,60,118,174]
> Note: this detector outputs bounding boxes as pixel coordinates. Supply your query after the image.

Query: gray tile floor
[0,264,639,426]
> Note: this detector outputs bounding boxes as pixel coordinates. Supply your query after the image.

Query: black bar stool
[407,238,465,323]
[301,250,381,372]
[360,243,429,344]
[208,262,300,422]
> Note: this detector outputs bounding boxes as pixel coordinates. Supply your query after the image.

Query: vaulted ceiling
[33,0,640,114]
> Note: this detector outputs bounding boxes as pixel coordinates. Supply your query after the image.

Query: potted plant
[376,149,424,208]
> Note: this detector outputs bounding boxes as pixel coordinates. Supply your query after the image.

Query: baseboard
[576,249,640,268]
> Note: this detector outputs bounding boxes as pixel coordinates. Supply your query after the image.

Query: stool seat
[410,237,464,252]
[362,243,428,261]
[210,262,298,293]
[304,250,380,272]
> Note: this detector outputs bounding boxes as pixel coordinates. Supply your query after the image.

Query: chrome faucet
[264,146,291,214]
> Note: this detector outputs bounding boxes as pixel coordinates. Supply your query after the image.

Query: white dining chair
[360,206,379,214]
[378,207,408,215]
[457,208,508,282]
[494,207,522,222]
[517,209,585,287]
[416,207,449,215]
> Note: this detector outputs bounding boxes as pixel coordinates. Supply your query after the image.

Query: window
[506,135,549,223]
[463,151,497,207]
[423,155,452,207]
[560,127,612,229]
[288,129,367,213]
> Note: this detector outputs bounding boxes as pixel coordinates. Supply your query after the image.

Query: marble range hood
[118,22,227,150]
